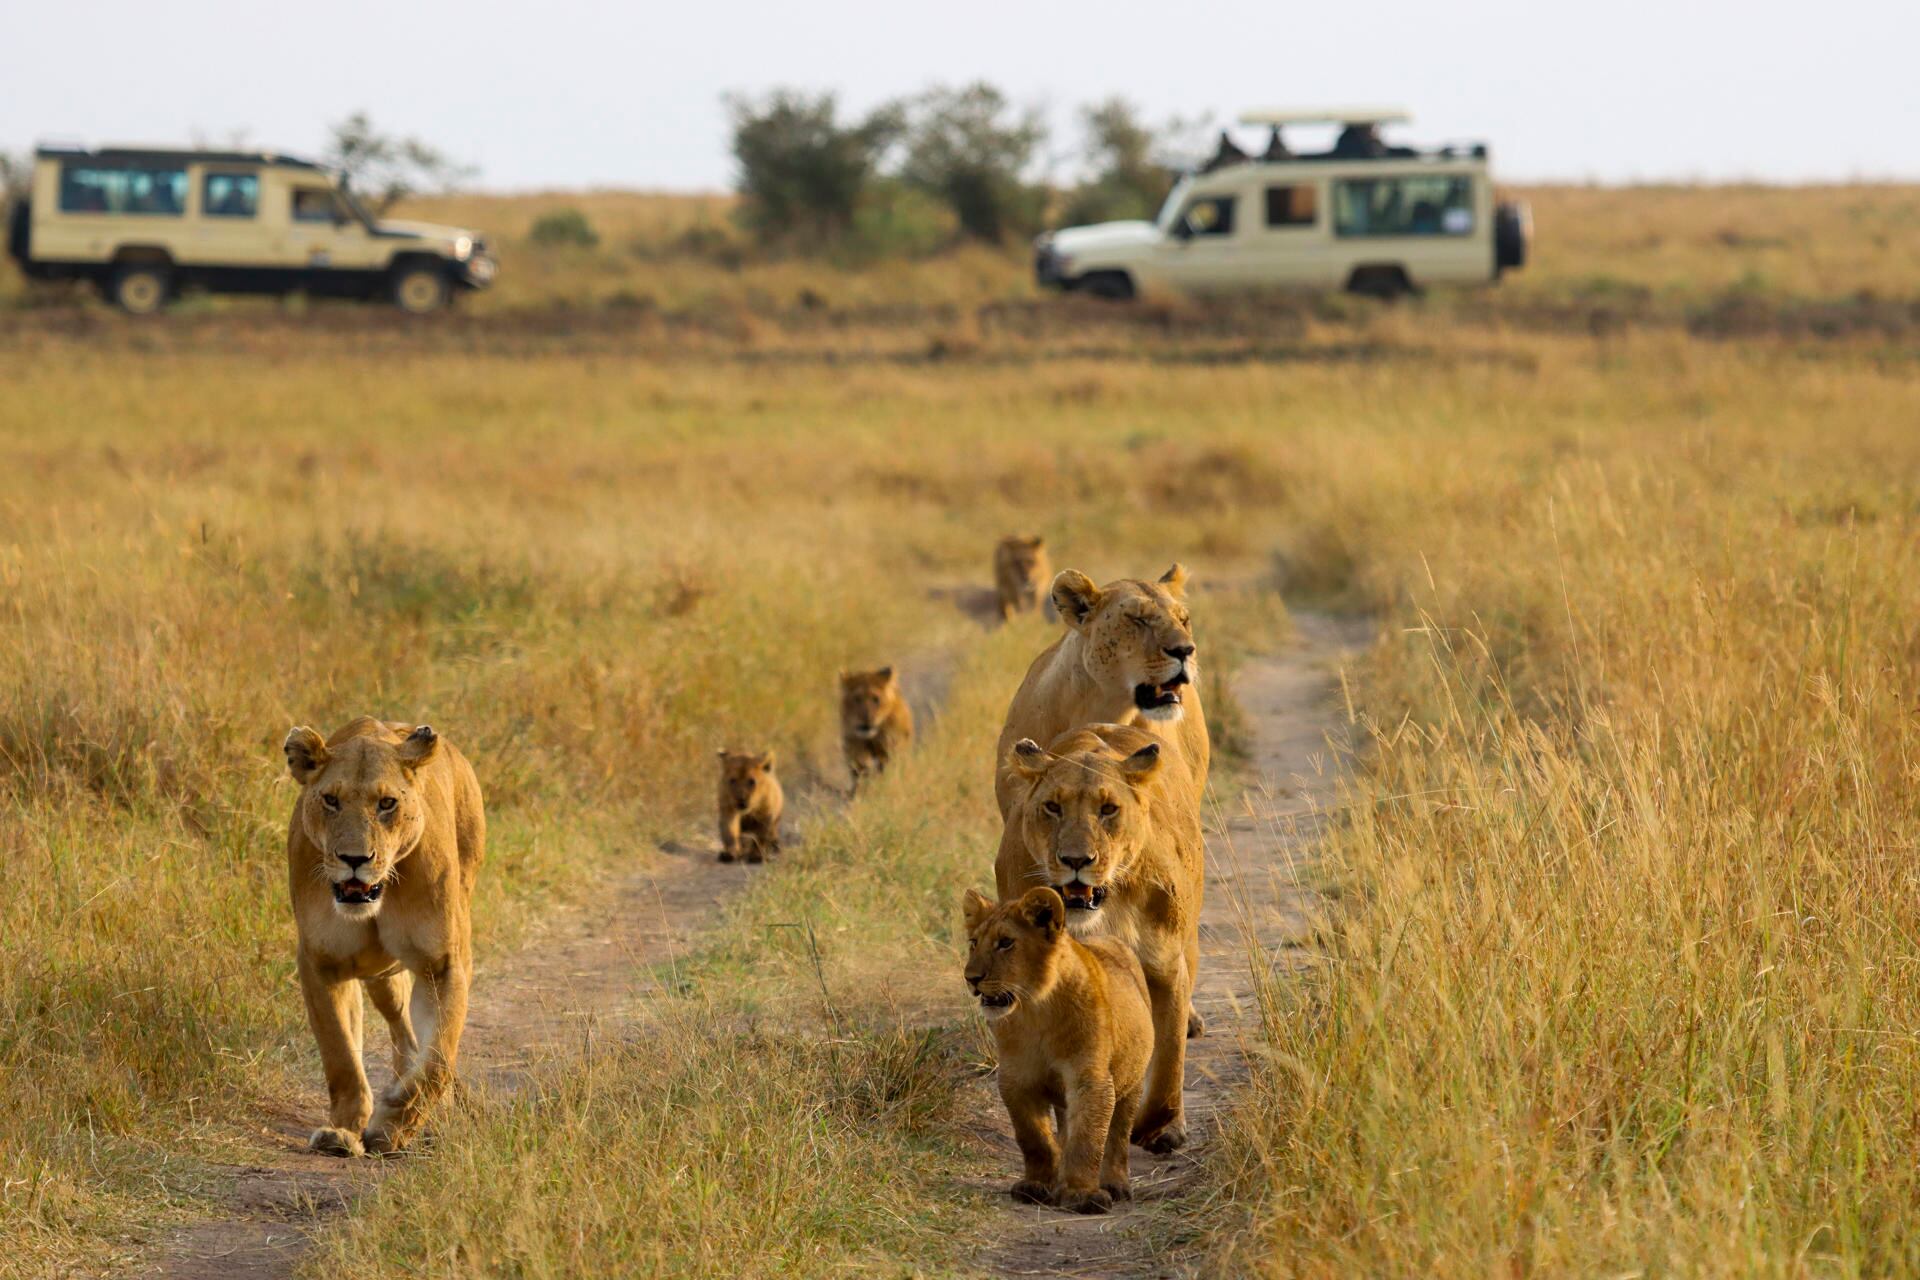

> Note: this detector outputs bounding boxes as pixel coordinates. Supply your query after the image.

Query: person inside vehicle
[1261,125,1291,160]
[1201,129,1248,172]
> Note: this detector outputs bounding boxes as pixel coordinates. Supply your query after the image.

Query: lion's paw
[1009,1179,1053,1205]
[1102,1178,1133,1202]
[309,1126,365,1158]
[1060,1187,1114,1215]
[1187,1007,1206,1039]
[1139,1122,1188,1155]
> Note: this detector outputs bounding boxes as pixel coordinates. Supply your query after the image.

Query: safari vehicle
[5,144,494,314]
[1034,108,1530,300]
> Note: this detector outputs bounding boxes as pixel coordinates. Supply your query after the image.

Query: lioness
[993,564,1208,818]
[840,666,914,793]
[996,724,1203,1153]
[963,885,1151,1213]
[282,717,485,1157]
[993,535,1050,622]
[716,749,783,863]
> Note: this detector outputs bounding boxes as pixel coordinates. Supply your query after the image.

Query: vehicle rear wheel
[1346,265,1413,300]
[392,264,451,314]
[111,263,171,315]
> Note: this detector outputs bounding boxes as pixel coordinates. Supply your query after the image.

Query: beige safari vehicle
[6,144,494,314]
[1035,108,1530,299]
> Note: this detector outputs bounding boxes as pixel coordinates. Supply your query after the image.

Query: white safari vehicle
[6,144,494,314]
[1035,108,1529,299]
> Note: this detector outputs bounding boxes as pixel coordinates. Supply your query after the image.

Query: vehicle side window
[292,188,341,224]
[1265,184,1318,228]
[1333,176,1475,237]
[203,172,260,219]
[58,164,188,216]
[1176,195,1236,238]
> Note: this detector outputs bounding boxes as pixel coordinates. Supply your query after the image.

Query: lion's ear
[1118,741,1162,785]
[961,887,994,932]
[1157,563,1189,599]
[284,726,328,784]
[1020,886,1065,938]
[1009,738,1047,779]
[877,665,895,683]
[758,750,777,772]
[1028,536,1046,550]
[396,724,439,770]
[1051,570,1101,628]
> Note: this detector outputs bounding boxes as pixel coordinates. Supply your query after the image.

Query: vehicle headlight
[453,235,473,260]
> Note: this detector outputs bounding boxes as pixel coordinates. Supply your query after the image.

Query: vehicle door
[194,167,271,267]
[1160,188,1246,292]
[283,181,379,274]
[1245,180,1338,287]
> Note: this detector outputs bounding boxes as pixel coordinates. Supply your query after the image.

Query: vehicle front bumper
[456,244,497,290]
[1033,237,1067,290]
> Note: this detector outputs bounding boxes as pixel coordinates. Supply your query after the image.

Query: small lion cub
[715,749,783,863]
[962,885,1152,1214]
[993,534,1050,621]
[839,666,914,793]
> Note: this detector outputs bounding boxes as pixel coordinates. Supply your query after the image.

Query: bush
[528,207,600,249]
[898,83,1047,244]
[726,90,904,247]
[1059,99,1176,227]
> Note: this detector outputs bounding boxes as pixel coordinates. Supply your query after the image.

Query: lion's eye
[1100,802,1120,818]
[1042,801,1062,817]
[377,796,398,813]
[996,937,1014,951]
[1131,614,1152,629]
[321,794,340,812]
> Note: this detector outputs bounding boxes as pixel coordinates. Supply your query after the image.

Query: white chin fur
[332,900,382,922]
[1065,911,1106,937]
[981,1003,1013,1022]
[1138,703,1184,724]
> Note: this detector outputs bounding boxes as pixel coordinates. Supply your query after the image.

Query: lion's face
[284,725,439,920]
[961,887,1066,1021]
[717,750,777,811]
[1005,736,1164,933]
[840,667,901,739]
[1051,564,1196,724]
[998,535,1047,584]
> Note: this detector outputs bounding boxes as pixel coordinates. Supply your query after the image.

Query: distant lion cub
[993,534,1050,621]
[715,750,783,863]
[839,666,913,793]
[962,885,1152,1214]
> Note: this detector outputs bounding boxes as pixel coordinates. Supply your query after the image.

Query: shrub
[898,83,1047,244]
[726,90,903,247]
[528,207,600,249]
[1059,99,1177,227]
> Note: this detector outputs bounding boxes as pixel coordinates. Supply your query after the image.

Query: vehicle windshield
[1155,176,1194,232]
[333,179,379,228]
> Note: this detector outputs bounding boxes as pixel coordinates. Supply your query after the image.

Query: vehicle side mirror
[1172,214,1198,242]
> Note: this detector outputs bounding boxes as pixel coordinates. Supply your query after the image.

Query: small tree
[0,151,29,202]
[322,112,477,214]
[529,208,599,248]
[1060,99,1177,226]
[726,90,903,247]
[898,83,1046,244]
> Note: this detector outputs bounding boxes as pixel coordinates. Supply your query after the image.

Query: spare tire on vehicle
[1495,200,1532,273]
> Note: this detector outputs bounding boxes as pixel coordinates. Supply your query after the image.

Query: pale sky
[8,0,1915,190]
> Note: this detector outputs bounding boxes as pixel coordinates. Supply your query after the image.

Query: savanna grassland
[2,184,1918,1277]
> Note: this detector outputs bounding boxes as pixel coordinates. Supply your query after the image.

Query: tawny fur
[716,749,784,863]
[993,535,1051,622]
[992,563,1209,818]
[963,886,1152,1214]
[839,667,914,794]
[282,717,486,1159]
[994,723,1204,1154]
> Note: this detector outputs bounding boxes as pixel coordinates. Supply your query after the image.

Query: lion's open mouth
[333,880,384,906]
[1058,883,1109,912]
[978,992,1015,1011]
[1134,669,1189,712]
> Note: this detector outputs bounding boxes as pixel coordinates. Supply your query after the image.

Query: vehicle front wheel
[111,263,171,315]
[1346,265,1414,300]
[391,264,451,314]
[1072,271,1136,301]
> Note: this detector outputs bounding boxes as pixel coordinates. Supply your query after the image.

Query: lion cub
[715,750,783,863]
[840,666,914,793]
[993,534,1050,621]
[962,885,1152,1214]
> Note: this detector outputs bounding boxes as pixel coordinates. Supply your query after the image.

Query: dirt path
[969,610,1371,1279]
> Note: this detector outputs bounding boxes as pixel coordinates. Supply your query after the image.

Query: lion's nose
[340,852,372,872]
[1061,851,1095,871]
[1164,643,1196,661]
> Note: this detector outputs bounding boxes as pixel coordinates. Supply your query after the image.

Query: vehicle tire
[111,263,171,315]
[1073,270,1135,301]
[1495,200,1532,273]
[391,263,451,314]
[1346,265,1413,300]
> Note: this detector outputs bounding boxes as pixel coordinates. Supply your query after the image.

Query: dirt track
[139,613,1366,1280]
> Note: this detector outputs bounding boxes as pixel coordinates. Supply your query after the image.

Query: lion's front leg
[363,952,469,1155]
[299,951,371,1158]
[1131,955,1192,1154]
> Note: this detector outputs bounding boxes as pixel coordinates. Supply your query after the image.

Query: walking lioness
[282,717,485,1157]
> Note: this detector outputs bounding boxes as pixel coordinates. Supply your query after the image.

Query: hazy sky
[9,0,1915,191]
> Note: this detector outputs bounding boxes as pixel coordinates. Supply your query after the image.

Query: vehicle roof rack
[33,142,324,170]
[1238,107,1412,127]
